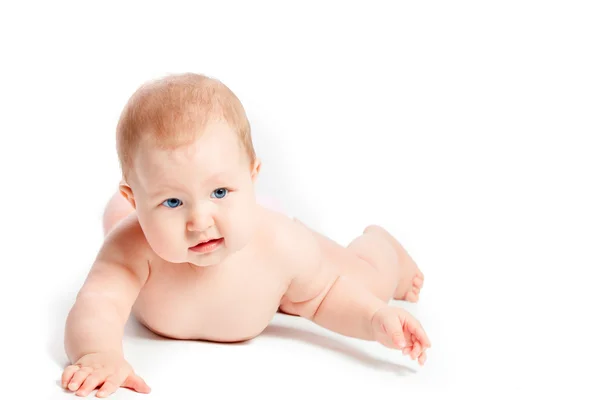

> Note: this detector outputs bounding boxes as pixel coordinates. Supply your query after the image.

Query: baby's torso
[131,211,292,342]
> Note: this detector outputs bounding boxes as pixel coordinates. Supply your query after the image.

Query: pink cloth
[256,194,286,215]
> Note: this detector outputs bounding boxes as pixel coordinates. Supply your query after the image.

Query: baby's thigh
[292,219,350,265]
[301,224,370,277]
[292,219,395,292]
[346,232,398,273]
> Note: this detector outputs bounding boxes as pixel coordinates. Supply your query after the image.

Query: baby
[61,73,430,397]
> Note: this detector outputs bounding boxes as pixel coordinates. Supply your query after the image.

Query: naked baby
[62,73,430,397]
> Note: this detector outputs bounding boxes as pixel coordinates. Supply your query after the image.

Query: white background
[1,1,599,398]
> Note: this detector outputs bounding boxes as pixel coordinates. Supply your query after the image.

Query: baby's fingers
[61,365,80,389]
[66,366,93,392]
[418,350,427,366]
[378,313,407,349]
[123,374,151,394]
[96,375,122,398]
[76,370,108,397]
[410,340,422,360]
[96,373,150,398]
[405,317,431,349]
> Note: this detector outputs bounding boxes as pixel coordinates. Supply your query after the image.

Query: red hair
[116,73,255,181]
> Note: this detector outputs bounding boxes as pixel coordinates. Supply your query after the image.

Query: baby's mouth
[189,238,224,253]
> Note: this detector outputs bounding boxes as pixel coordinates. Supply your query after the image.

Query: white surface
[1,1,599,398]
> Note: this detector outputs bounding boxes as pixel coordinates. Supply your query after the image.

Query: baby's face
[124,120,260,267]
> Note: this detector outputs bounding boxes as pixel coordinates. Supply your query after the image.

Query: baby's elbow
[281,268,339,320]
[279,221,332,318]
[302,275,342,321]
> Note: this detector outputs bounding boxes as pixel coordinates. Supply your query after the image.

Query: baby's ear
[119,182,137,209]
[251,158,262,183]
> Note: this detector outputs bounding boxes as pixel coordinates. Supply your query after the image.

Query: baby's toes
[413,275,424,289]
[414,288,421,300]
[411,285,420,300]
[416,269,424,283]
[412,283,421,296]
[405,291,419,302]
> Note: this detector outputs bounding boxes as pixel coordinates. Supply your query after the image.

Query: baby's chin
[186,248,231,268]
[186,242,250,268]
[152,238,249,267]
[188,260,219,268]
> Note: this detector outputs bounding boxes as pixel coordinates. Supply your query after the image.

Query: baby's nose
[186,209,214,232]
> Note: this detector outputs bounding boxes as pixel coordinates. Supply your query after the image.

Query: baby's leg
[301,222,423,303]
[345,225,423,302]
[357,225,424,302]
[102,188,135,237]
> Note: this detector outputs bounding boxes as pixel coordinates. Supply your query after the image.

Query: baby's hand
[61,352,150,397]
[371,306,431,365]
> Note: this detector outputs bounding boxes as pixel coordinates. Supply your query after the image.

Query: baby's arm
[63,216,151,397]
[279,223,430,362]
[279,234,384,340]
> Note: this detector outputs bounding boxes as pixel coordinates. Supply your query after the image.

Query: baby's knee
[365,223,390,232]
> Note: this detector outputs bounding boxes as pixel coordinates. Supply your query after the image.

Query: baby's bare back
[128,210,294,342]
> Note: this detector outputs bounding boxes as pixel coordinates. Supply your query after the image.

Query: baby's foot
[364,225,424,302]
[392,242,423,302]
[396,267,424,302]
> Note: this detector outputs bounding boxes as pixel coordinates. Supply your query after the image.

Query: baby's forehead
[134,144,244,184]
[140,128,240,160]
[130,120,248,184]
[141,143,241,171]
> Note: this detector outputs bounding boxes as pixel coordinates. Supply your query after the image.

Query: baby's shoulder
[259,210,321,273]
[260,210,309,245]
[80,213,152,295]
[98,213,154,266]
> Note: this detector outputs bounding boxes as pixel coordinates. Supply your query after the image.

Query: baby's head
[116,73,261,267]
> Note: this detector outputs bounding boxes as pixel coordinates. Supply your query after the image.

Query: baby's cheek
[227,208,257,248]
[145,222,183,262]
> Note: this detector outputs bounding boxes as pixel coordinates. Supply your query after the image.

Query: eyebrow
[147,171,233,199]
[147,186,185,199]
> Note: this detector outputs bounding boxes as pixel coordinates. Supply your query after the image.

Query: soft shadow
[123,316,254,347]
[261,323,417,376]
[47,292,170,372]
[50,294,415,377]
[123,315,171,341]
[118,311,417,375]
[47,292,76,370]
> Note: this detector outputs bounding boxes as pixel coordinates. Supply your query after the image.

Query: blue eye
[162,198,182,208]
[211,188,228,199]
